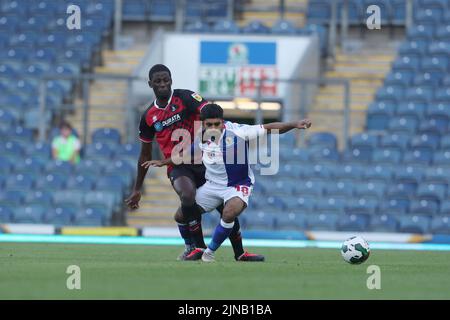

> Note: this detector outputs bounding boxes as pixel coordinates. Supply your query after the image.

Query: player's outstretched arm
[125,142,153,210]
[263,119,312,134]
[141,157,173,168]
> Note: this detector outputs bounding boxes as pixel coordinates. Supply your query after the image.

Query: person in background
[51,121,81,164]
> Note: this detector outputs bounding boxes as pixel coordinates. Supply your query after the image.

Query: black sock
[229,218,245,260]
[188,216,207,249]
[181,203,206,248]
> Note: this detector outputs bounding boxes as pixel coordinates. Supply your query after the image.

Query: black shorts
[168,164,206,188]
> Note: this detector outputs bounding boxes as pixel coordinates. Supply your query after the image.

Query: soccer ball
[340,236,370,264]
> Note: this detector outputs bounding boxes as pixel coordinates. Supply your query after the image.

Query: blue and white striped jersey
[198,121,266,187]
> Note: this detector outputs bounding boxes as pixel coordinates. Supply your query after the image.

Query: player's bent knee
[174,208,186,224]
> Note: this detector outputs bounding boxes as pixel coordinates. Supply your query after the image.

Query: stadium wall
[1,223,449,244]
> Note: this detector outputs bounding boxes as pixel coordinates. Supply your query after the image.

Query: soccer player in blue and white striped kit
[144,103,311,262]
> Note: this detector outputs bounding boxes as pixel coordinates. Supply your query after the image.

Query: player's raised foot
[236,252,265,262]
[201,248,215,263]
[177,245,196,261]
[184,248,205,261]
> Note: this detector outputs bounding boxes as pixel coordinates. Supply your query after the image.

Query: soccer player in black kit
[125,64,264,262]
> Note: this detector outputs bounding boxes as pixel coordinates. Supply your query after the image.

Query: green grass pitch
[1,243,449,299]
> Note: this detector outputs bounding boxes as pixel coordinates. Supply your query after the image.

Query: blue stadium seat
[418,117,448,135]
[283,195,316,213]
[306,0,331,23]
[398,214,430,233]
[415,8,443,24]
[436,25,450,41]
[433,150,450,165]
[24,141,51,161]
[308,146,340,161]
[52,190,85,207]
[294,179,324,196]
[416,182,447,201]
[354,181,386,198]
[369,214,398,232]
[363,164,394,182]
[265,196,287,210]
[24,190,53,207]
[44,206,76,225]
[13,205,46,224]
[316,197,346,214]
[440,201,450,215]
[342,147,372,163]
[84,191,117,214]
[405,86,434,103]
[345,197,378,214]
[371,148,402,164]
[44,160,74,175]
[13,157,45,175]
[306,132,337,148]
[413,72,443,87]
[379,198,410,214]
[74,207,105,226]
[384,71,414,86]
[375,85,404,103]
[403,149,433,165]
[271,19,296,35]
[337,214,370,232]
[379,133,410,149]
[184,21,210,33]
[35,173,66,192]
[66,174,96,191]
[394,165,426,184]
[244,211,276,230]
[337,0,364,24]
[388,116,419,134]
[323,180,354,197]
[367,101,396,130]
[428,41,450,55]
[276,212,307,230]
[75,159,105,176]
[393,55,420,72]
[397,102,427,118]
[410,199,439,215]
[242,20,270,34]
[5,173,34,190]
[427,103,450,124]
[95,175,124,194]
[0,205,13,222]
[0,156,13,175]
[430,215,450,234]
[122,0,147,20]
[425,166,450,184]
[0,141,24,156]
[350,133,379,149]
[212,19,240,34]
[0,190,25,206]
[84,142,114,160]
[387,182,418,198]
[306,213,338,231]
[332,163,366,180]
[409,133,440,154]
[407,24,434,41]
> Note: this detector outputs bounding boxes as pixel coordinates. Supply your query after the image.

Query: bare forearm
[263,122,298,134]
[134,146,152,191]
